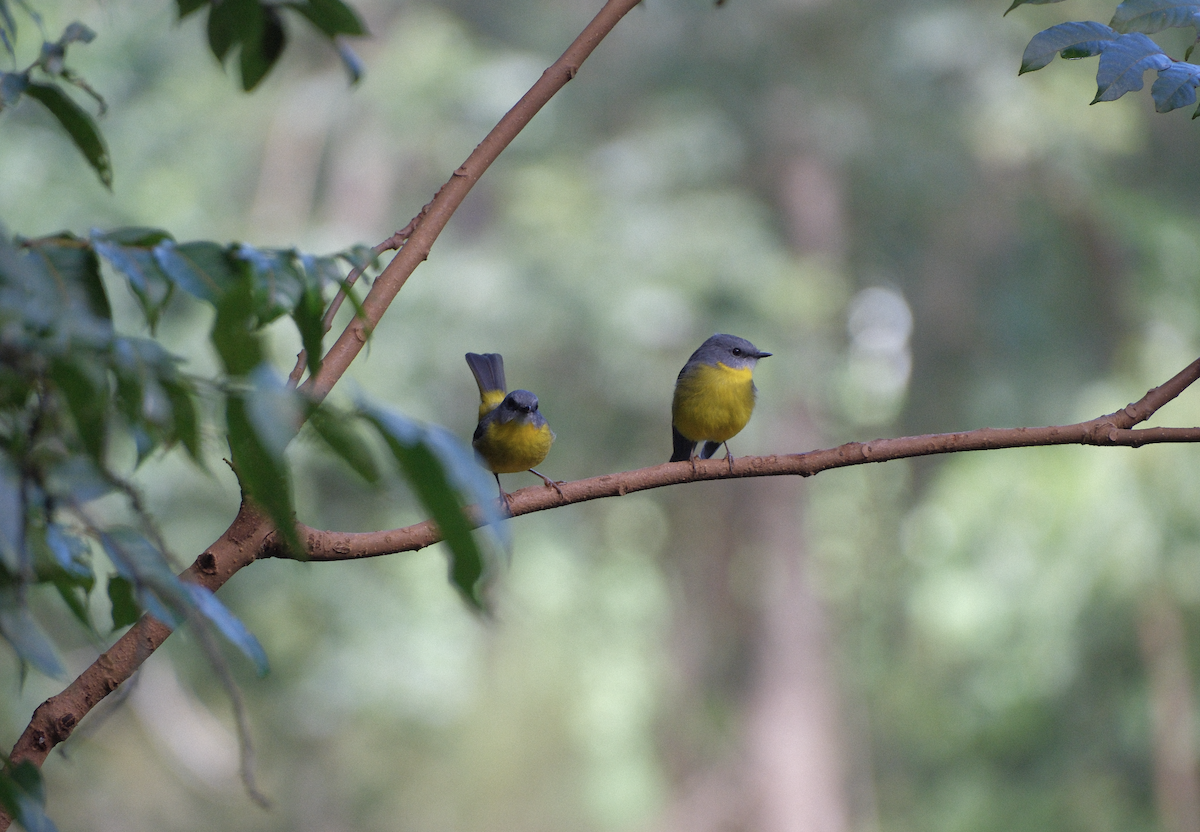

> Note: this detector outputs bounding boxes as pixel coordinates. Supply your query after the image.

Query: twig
[286,233,406,389]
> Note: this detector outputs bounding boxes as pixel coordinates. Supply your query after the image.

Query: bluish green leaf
[58,21,94,45]
[153,240,237,303]
[1111,0,1200,33]
[49,359,107,460]
[0,454,23,574]
[236,245,305,322]
[0,588,65,677]
[185,584,269,675]
[22,82,111,188]
[106,574,139,629]
[99,528,189,627]
[1093,32,1171,101]
[283,0,366,38]
[93,238,175,329]
[98,227,173,247]
[293,285,325,377]
[0,70,27,106]
[45,523,91,578]
[210,274,262,376]
[0,761,60,832]
[51,570,94,631]
[1152,61,1200,109]
[162,378,202,461]
[335,40,364,84]
[1004,0,1068,16]
[361,406,505,611]
[226,392,304,557]
[24,238,110,321]
[1020,21,1118,73]
[307,407,380,483]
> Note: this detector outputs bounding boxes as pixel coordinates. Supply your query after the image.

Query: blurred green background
[5,0,1200,829]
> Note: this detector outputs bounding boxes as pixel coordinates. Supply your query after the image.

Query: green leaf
[49,359,108,460]
[226,392,304,557]
[52,570,94,631]
[92,238,175,330]
[211,277,262,376]
[0,70,27,106]
[207,0,260,61]
[361,408,502,611]
[176,0,208,19]
[0,454,23,574]
[0,761,59,832]
[22,81,111,188]
[99,529,189,627]
[1004,0,1068,13]
[239,4,285,90]
[153,240,238,304]
[237,245,305,322]
[162,377,202,461]
[98,226,173,247]
[284,0,366,37]
[185,584,269,674]
[307,407,380,483]
[107,574,139,629]
[24,237,110,321]
[293,284,325,377]
[0,588,65,677]
[45,524,91,579]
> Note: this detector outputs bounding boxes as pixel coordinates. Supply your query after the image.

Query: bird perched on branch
[466,352,559,505]
[670,333,771,469]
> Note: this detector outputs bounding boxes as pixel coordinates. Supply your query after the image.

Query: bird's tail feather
[700,441,722,459]
[465,352,506,395]
[670,426,696,463]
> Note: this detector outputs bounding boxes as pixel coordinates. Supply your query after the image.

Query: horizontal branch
[287,404,1200,563]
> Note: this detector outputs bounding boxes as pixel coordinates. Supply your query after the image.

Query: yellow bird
[466,352,558,504]
[670,333,771,467]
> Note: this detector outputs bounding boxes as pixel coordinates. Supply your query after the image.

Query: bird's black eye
[731,347,743,356]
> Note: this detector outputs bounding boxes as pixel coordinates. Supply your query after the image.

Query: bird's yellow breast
[473,419,555,474]
[672,362,756,443]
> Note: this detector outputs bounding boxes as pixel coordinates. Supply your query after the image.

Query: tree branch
[300,0,646,404]
[282,363,1200,561]
[0,1,648,822]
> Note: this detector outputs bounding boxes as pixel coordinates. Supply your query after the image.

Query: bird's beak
[757,351,772,358]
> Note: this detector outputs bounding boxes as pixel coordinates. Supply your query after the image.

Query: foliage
[1014,0,1200,115]
[0,0,365,187]
[0,218,502,697]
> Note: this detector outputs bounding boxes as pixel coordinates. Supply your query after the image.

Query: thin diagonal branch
[0,2,648,822]
[300,0,646,403]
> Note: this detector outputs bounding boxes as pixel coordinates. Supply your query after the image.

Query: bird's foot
[724,445,734,474]
[530,468,566,498]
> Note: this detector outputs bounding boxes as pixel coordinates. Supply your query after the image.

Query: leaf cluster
[1013,0,1200,116]
[177,0,367,90]
[0,218,506,689]
[0,10,109,186]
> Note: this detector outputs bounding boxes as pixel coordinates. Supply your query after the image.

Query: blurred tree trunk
[657,410,856,832]
[1139,591,1200,832]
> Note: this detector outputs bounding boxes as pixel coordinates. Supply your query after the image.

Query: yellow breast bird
[670,333,771,468]
[466,352,559,505]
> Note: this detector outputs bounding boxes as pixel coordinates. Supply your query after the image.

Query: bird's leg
[529,467,565,498]
[495,473,514,515]
[723,442,734,474]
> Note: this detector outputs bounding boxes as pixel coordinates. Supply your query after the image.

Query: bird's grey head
[692,333,772,371]
[498,389,543,422]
